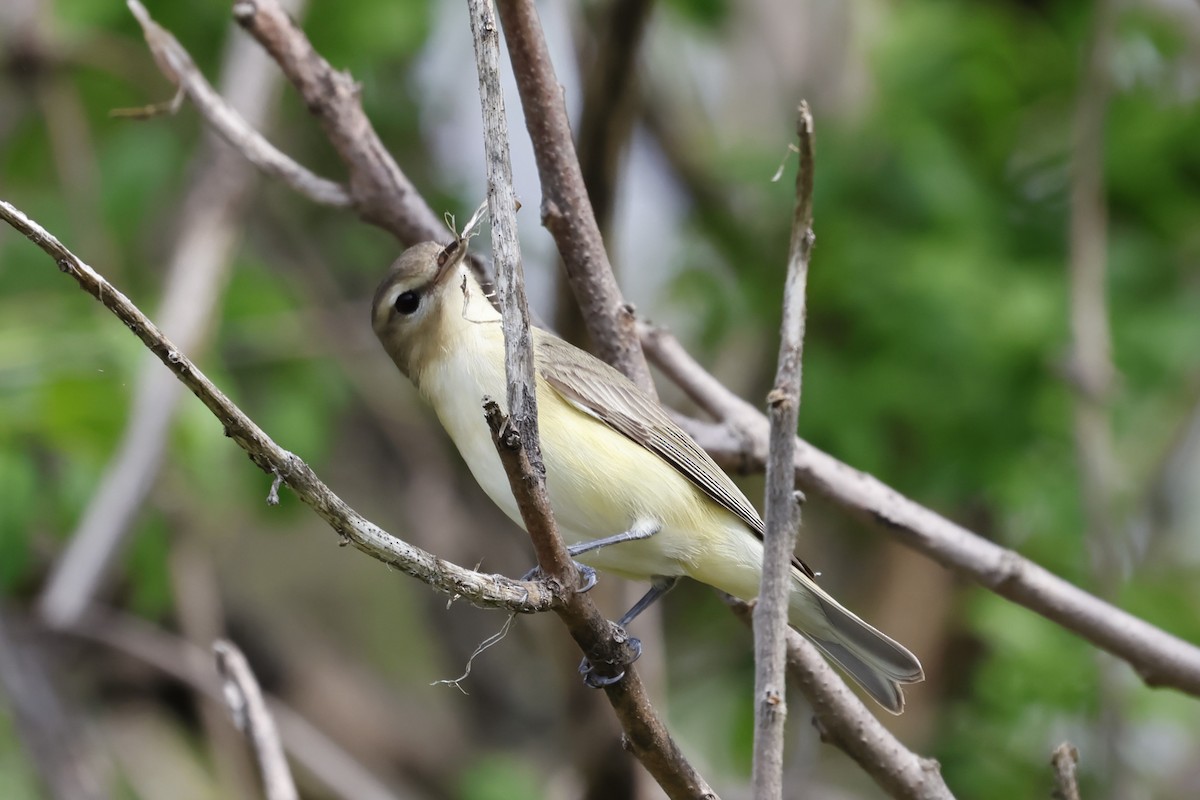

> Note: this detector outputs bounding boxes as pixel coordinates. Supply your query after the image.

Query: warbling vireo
[372,239,924,713]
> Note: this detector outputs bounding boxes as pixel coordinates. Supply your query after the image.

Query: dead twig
[40,0,309,629]
[467,3,713,795]
[727,599,955,800]
[640,326,1200,697]
[0,199,559,618]
[1050,742,1082,800]
[495,0,655,393]
[751,102,815,799]
[126,0,348,208]
[214,640,299,800]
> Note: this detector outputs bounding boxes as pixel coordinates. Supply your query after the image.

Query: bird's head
[371,239,474,379]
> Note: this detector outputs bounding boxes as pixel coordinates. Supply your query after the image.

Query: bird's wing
[534,331,814,579]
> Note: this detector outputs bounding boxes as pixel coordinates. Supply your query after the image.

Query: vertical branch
[751,104,815,798]
[467,0,568,581]
[494,0,655,394]
[1067,1,1125,795]
[467,5,714,796]
[1051,742,1082,800]
[556,0,654,344]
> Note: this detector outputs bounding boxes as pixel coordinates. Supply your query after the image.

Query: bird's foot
[579,634,642,688]
[520,561,597,593]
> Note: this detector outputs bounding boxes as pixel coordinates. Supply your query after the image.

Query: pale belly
[419,346,742,581]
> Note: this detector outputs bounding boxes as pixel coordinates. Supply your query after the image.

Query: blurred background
[2,0,1200,798]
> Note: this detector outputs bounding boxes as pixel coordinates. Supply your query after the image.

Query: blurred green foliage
[2,0,1199,798]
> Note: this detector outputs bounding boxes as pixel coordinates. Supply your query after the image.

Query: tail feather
[789,572,924,715]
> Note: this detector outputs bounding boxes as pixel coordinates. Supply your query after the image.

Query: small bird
[372,239,924,713]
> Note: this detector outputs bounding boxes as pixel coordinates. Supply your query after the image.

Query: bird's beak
[432,237,468,287]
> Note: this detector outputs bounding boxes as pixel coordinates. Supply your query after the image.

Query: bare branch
[214,640,299,800]
[126,0,349,208]
[494,0,655,393]
[640,327,1200,696]
[1050,742,1082,800]
[728,598,954,800]
[467,4,713,795]
[41,0,307,629]
[752,103,815,798]
[230,0,448,245]
[59,608,406,800]
[0,199,558,617]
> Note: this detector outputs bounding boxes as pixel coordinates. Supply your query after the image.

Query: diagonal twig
[230,0,448,246]
[40,0,310,629]
[640,326,1200,697]
[214,640,299,800]
[58,607,406,800]
[0,199,559,618]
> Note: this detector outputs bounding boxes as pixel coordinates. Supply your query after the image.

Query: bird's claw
[521,561,597,594]
[575,563,597,593]
[578,636,642,688]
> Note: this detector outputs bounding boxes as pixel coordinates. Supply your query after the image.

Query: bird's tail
[788,570,924,714]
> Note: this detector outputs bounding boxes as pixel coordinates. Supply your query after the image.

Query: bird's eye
[393,290,421,315]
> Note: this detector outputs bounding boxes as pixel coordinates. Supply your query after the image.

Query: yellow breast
[417,322,739,580]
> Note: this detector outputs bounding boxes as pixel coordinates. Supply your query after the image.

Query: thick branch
[0,200,557,617]
[127,0,497,303]
[641,327,1200,696]
[126,0,349,208]
[751,103,814,799]
[467,5,712,795]
[230,0,441,241]
[214,640,299,800]
[494,0,655,393]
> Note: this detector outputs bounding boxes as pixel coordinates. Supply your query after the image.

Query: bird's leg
[520,521,661,593]
[565,520,661,558]
[616,576,679,628]
[579,575,679,688]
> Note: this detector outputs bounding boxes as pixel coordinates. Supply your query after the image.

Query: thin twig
[639,326,1200,697]
[1050,742,1082,800]
[59,608,406,800]
[752,102,815,799]
[40,0,308,629]
[214,640,299,800]
[0,199,559,617]
[494,0,655,394]
[467,4,714,795]
[728,598,955,800]
[468,0,567,583]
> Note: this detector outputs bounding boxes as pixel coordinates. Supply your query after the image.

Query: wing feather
[533,331,814,579]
